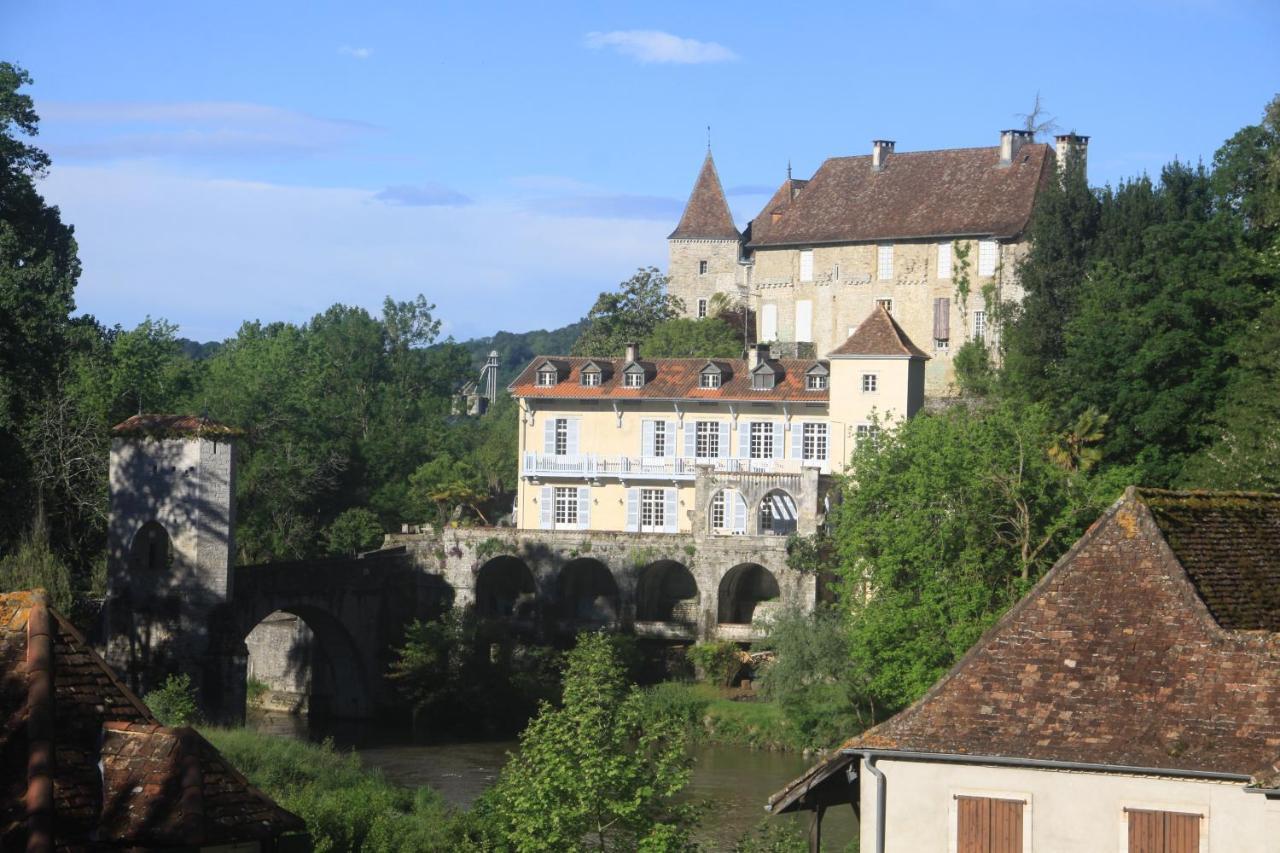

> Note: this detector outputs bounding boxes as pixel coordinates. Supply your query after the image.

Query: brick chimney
[1055,133,1090,179]
[872,140,895,172]
[747,342,770,370]
[624,342,640,363]
[999,129,1034,166]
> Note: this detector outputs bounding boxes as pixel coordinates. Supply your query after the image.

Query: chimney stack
[747,342,770,370]
[999,129,1034,166]
[624,342,640,363]
[871,140,895,172]
[1054,133,1090,180]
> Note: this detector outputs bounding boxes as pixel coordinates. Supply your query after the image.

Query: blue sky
[5,0,1279,342]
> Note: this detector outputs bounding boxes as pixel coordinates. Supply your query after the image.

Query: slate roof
[668,152,741,241]
[510,355,827,402]
[0,590,304,850]
[743,177,808,245]
[770,487,1280,812]
[747,143,1051,248]
[112,413,243,439]
[829,305,930,359]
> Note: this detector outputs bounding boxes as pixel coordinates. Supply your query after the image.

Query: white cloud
[338,45,373,60]
[583,30,738,64]
[40,163,663,341]
[375,183,472,207]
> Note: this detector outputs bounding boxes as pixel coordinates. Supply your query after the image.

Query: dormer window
[806,374,827,391]
[751,364,778,391]
[623,363,646,389]
[536,367,558,387]
[581,369,601,387]
[700,372,721,389]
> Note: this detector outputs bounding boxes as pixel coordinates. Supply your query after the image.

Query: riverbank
[640,682,836,755]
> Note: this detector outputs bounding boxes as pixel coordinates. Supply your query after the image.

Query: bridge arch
[556,558,620,624]
[759,489,799,536]
[635,560,699,624]
[717,563,780,625]
[243,604,373,718]
[475,555,538,620]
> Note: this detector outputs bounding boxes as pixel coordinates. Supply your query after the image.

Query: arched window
[759,490,799,536]
[709,489,747,534]
[129,521,171,574]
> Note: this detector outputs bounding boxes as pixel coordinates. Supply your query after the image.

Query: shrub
[246,676,270,707]
[144,673,201,726]
[686,641,743,687]
[323,508,384,557]
[0,528,73,612]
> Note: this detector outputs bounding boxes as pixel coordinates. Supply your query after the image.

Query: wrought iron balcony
[521,453,822,481]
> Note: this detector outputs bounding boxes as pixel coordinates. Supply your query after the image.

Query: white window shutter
[773,421,785,459]
[665,421,676,457]
[577,487,590,530]
[543,418,556,454]
[799,249,814,282]
[663,489,678,533]
[738,421,751,458]
[732,490,747,533]
[641,419,655,456]
[792,423,805,459]
[937,242,952,279]
[625,489,639,532]
[761,304,778,342]
[540,486,554,529]
[684,421,697,457]
[818,424,829,460]
[566,419,580,456]
[979,240,998,276]
[718,422,731,458]
[795,300,813,343]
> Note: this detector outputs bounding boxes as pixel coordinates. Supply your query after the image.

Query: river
[248,712,858,850]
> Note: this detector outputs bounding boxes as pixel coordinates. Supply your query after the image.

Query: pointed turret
[668,152,740,241]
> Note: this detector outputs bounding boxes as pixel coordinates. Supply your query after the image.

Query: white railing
[521,454,818,480]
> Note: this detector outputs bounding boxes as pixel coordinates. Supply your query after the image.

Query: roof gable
[829,306,930,358]
[668,152,741,241]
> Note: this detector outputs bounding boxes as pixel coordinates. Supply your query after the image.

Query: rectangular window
[935,338,949,352]
[876,297,893,314]
[749,422,774,459]
[697,298,708,318]
[698,260,708,275]
[856,423,878,442]
[537,370,557,387]
[933,297,951,342]
[795,300,813,343]
[695,421,721,457]
[653,421,667,457]
[711,490,726,530]
[877,244,894,280]
[640,488,665,531]
[802,423,828,461]
[761,304,778,342]
[1126,808,1200,853]
[700,371,720,389]
[862,374,877,393]
[806,374,827,391]
[553,486,578,527]
[973,310,987,342]
[554,418,568,455]
[581,371,601,387]
[832,263,840,281]
[624,371,644,388]
[937,241,953,278]
[799,249,814,282]
[978,240,998,276]
[956,796,1024,853]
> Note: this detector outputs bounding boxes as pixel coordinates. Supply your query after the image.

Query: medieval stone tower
[103,414,241,709]
[666,150,745,320]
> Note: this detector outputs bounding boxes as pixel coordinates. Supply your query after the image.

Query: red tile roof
[748,144,1051,247]
[112,414,243,439]
[829,306,930,359]
[509,356,828,402]
[0,590,303,850]
[668,152,741,241]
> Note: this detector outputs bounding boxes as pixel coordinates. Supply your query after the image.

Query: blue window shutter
[578,487,590,530]
[684,421,697,457]
[732,490,747,533]
[665,421,676,457]
[792,422,805,459]
[626,489,640,532]
[641,420,655,456]
[773,421,785,459]
[540,486,555,529]
[739,421,751,458]
[719,422,731,458]
[566,419,580,455]
[664,489,678,533]
[543,418,556,454]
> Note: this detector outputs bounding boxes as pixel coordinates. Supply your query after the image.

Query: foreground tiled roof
[828,305,930,359]
[112,413,243,438]
[668,152,741,241]
[0,590,304,850]
[509,355,828,402]
[748,143,1051,247]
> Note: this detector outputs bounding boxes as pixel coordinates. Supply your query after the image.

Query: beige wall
[859,757,1280,852]
[667,238,743,317]
[827,356,921,451]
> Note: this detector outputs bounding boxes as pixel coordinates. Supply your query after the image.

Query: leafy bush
[323,508,385,557]
[732,818,810,852]
[0,528,73,612]
[686,641,743,687]
[143,673,201,726]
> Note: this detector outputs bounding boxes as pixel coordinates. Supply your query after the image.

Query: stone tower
[666,150,744,321]
[103,414,242,710]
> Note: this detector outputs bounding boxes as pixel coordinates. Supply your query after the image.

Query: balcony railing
[521,453,820,480]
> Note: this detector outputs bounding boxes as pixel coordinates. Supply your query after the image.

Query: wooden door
[1127,808,1200,853]
[956,795,1024,853]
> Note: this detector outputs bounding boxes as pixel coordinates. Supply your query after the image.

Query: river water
[248,712,858,850]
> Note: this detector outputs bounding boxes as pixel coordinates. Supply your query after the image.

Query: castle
[666,131,1088,395]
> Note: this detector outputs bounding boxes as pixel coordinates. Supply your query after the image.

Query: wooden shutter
[540,486,555,530]
[625,489,639,532]
[565,419,580,455]
[799,249,814,282]
[664,421,676,457]
[956,796,1023,853]
[937,241,952,278]
[732,490,747,533]
[761,304,778,341]
[684,421,697,457]
[772,421,785,459]
[791,422,805,459]
[739,421,751,458]
[718,422,731,458]
[641,420,656,456]
[795,300,813,342]
[543,418,556,454]
[663,489,678,533]
[934,297,951,340]
[1127,808,1200,853]
[577,487,590,531]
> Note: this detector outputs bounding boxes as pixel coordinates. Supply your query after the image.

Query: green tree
[493,632,698,852]
[573,267,683,357]
[1212,94,1280,240]
[322,508,384,556]
[642,316,742,359]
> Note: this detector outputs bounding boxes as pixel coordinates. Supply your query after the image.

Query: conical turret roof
[668,151,740,241]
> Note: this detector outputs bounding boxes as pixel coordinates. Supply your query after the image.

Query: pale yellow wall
[827,357,914,461]
[859,757,1280,852]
